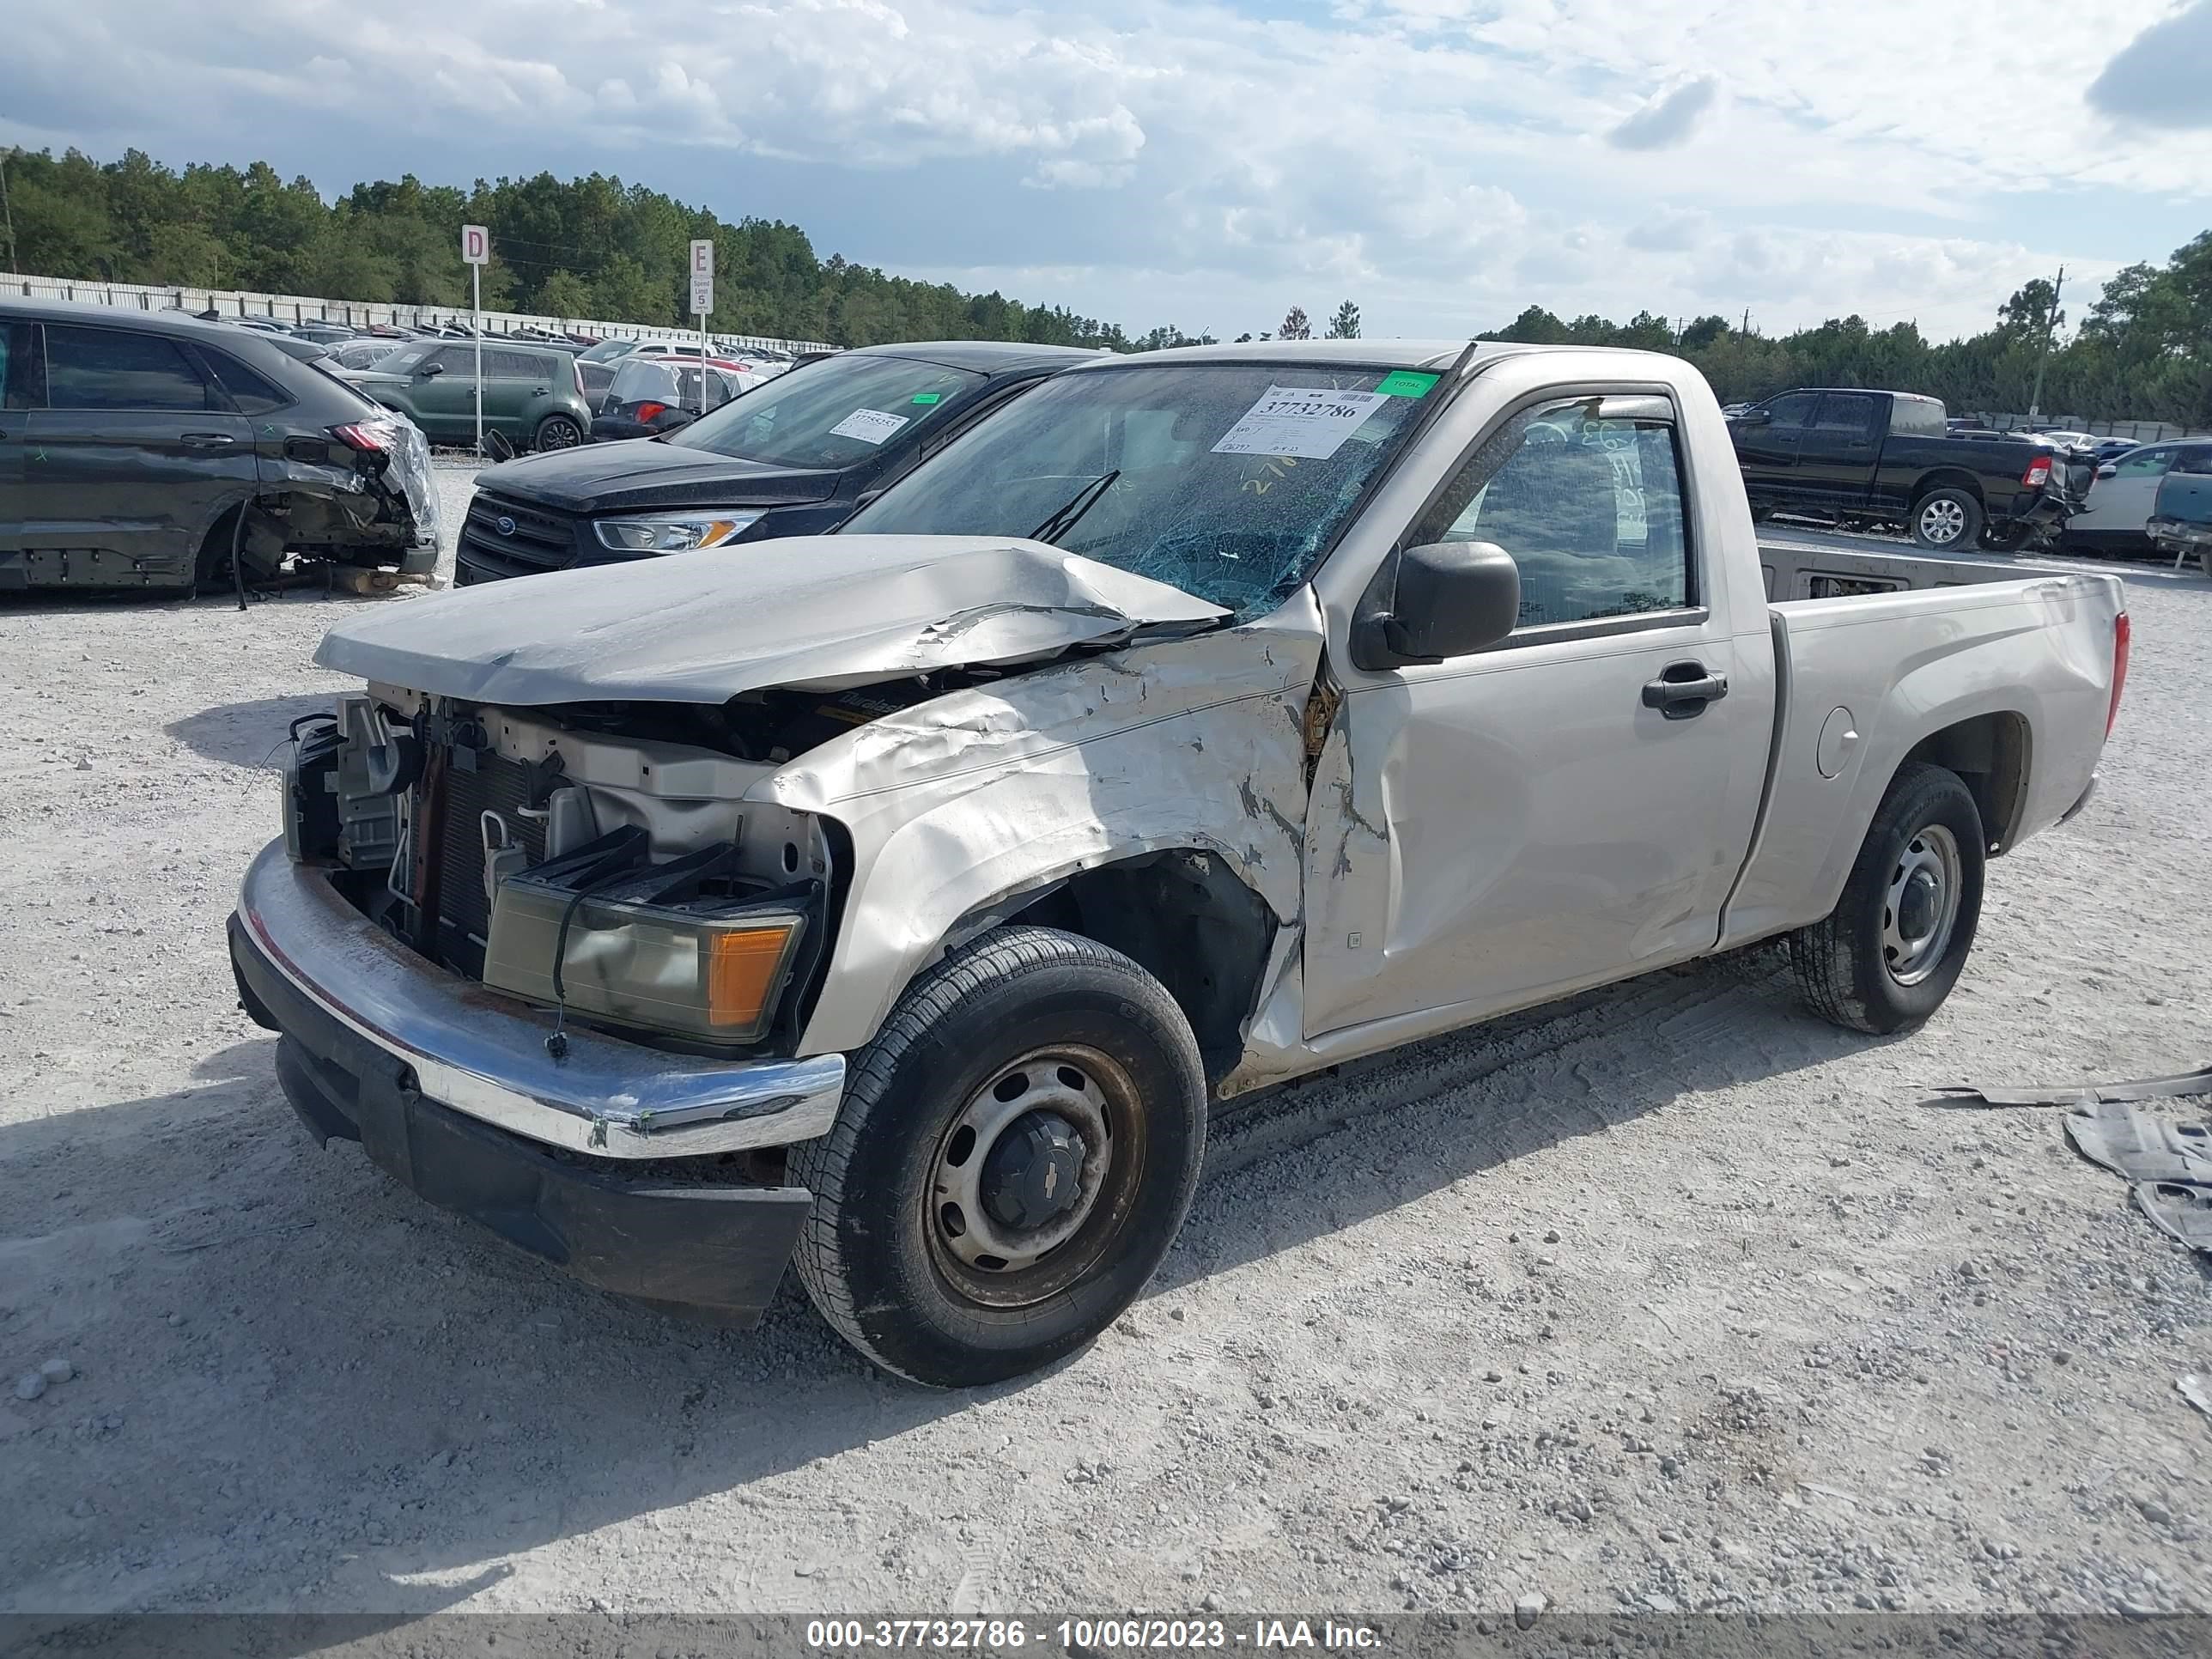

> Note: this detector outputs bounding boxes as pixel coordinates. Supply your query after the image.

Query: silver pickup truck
[228,342,2128,1386]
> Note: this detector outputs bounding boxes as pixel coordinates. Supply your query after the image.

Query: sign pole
[461,223,490,454]
[472,262,483,455]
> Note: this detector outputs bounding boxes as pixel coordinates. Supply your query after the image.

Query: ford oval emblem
[495,515,516,537]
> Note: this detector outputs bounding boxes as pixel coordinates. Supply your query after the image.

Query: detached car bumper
[228,841,844,1322]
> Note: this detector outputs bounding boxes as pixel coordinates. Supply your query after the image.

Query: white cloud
[0,0,2205,340]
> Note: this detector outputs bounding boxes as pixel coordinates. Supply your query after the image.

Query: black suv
[0,299,439,592]
[454,341,1097,584]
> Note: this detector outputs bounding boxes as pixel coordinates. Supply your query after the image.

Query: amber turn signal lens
[706,923,803,1032]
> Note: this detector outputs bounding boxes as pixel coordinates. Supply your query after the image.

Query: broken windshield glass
[837,362,1435,619]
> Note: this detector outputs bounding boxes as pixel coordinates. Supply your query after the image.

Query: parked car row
[1728,386,2211,558]
[454,340,1089,583]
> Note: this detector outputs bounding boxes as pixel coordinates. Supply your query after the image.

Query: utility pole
[2027,264,2064,420]
[1741,308,1752,336]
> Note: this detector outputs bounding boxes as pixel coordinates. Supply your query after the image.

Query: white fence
[0,270,836,357]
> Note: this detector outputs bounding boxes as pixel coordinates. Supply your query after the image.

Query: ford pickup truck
[228,342,2128,1387]
[1728,386,2081,552]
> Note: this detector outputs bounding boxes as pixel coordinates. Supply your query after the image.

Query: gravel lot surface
[3,470,2209,1621]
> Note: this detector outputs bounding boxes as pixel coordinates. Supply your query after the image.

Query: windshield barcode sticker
[829,408,911,446]
[1212,386,1390,460]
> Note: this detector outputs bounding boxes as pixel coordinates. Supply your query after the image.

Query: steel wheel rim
[1919,498,1966,544]
[1882,822,1963,987]
[539,419,580,451]
[924,1045,1146,1310]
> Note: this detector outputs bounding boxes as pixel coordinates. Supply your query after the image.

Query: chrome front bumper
[231,840,845,1158]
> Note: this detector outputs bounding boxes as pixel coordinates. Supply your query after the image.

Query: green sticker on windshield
[1376,371,1440,398]
[911,392,942,404]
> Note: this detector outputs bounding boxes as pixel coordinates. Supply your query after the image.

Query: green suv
[352,338,593,452]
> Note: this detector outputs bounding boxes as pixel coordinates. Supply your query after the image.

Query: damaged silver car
[228,341,2125,1385]
[0,300,440,592]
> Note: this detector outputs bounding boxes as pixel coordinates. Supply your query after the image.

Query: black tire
[788,925,1206,1387]
[532,414,582,453]
[1911,486,1984,550]
[1790,762,1985,1035]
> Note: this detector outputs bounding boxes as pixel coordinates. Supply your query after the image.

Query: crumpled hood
[314,534,1230,704]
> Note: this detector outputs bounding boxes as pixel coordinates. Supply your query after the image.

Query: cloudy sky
[4,0,2210,341]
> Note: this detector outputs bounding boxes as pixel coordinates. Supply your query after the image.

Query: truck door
[1729,391,1816,510]
[1796,392,1883,507]
[1302,390,1770,1038]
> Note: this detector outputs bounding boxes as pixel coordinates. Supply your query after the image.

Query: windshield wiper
[1027,470,1121,547]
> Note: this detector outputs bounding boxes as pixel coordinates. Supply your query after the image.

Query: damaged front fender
[758,592,1327,1060]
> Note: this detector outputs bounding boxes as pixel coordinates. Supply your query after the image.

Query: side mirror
[1353,541,1521,670]
[2098,464,2118,480]
[419,361,446,379]
[1734,409,1771,427]
[659,409,698,430]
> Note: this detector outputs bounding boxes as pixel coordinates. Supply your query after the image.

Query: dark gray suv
[0,299,440,592]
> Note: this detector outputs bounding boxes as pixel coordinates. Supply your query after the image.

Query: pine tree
[1326,300,1360,339]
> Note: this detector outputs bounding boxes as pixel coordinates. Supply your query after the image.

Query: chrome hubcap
[932,1056,1111,1276]
[1882,823,1963,987]
[1919,499,1966,544]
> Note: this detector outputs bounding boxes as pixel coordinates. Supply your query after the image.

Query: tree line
[1479,236,2212,428]
[0,148,1176,351]
[2,147,2205,423]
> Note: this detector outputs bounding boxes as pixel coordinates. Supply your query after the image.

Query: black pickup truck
[1729,387,2078,551]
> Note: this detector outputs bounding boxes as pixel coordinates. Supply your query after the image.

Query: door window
[204,350,292,415]
[1812,393,1880,436]
[44,325,215,411]
[1413,397,1693,629]
[2114,447,2176,478]
[0,322,40,408]
[1888,398,1945,437]
[1759,392,1817,428]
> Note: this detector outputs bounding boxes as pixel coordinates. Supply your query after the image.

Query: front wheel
[532,414,583,453]
[1911,487,1984,550]
[1790,762,1985,1034]
[789,926,1206,1387]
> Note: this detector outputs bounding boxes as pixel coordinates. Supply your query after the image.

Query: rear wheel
[789,926,1206,1387]
[1911,487,1984,550]
[532,414,583,453]
[192,506,282,594]
[1790,762,1984,1034]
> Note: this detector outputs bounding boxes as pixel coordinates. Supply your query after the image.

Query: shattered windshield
[838,362,1437,618]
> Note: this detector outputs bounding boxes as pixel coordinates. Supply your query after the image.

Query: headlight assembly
[483,831,811,1048]
[592,511,765,553]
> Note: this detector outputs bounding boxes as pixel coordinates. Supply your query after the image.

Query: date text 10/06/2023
[805,1620,1387,1650]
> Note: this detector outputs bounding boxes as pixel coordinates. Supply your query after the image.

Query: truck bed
[1759,537,2055,600]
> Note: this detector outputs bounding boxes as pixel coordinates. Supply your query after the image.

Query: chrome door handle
[180,432,237,447]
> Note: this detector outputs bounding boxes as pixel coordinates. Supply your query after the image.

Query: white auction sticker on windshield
[1211,386,1390,460]
[829,408,910,446]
